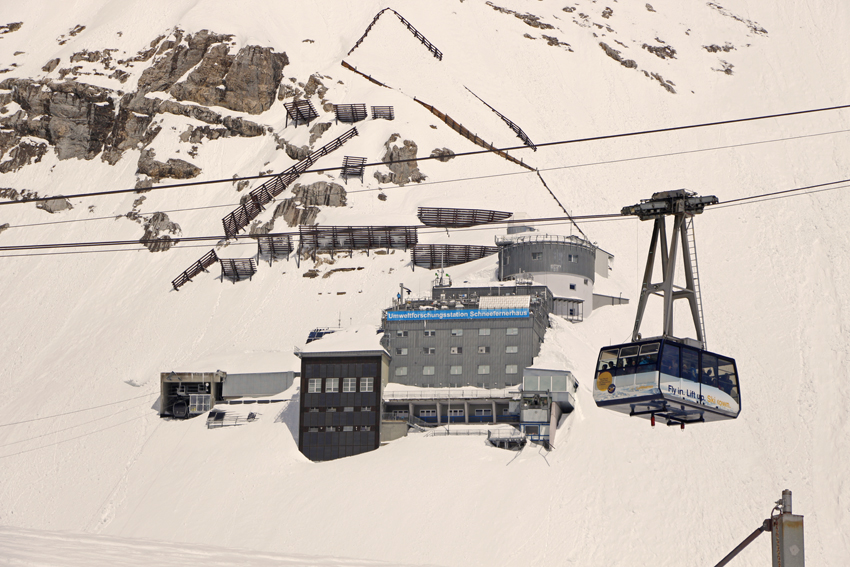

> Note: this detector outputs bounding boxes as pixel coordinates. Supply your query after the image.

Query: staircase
[686,217,707,347]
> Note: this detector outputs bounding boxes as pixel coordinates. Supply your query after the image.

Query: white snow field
[1,0,849,565]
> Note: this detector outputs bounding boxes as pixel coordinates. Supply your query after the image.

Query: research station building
[381,282,553,389]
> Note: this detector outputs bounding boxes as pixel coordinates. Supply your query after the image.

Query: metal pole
[714,520,770,567]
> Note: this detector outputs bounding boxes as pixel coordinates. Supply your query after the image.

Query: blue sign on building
[385,308,530,321]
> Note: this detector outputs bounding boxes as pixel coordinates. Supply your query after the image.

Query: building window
[584,278,589,285]
[358,377,373,393]
[395,367,408,377]
[475,409,493,417]
[451,329,463,336]
[423,366,435,375]
[506,365,518,374]
[343,378,356,392]
[451,346,462,354]
[344,407,354,412]
[502,408,511,415]
[424,330,436,337]
[325,378,339,393]
[308,378,322,393]
[569,283,576,290]
[568,254,578,263]
[396,347,408,356]
[420,409,436,417]
[189,394,211,413]
[450,366,463,375]
[423,347,435,354]
[343,426,354,431]
[478,365,490,375]
[449,409,464,417]
[532,252,542,260]
[396,330,408,337]
[506,345,519,354]
[506,328,518,336]
[361,406,372,411]
[478,346,490,354]
[479,328,491,336]
[569,308,575,316]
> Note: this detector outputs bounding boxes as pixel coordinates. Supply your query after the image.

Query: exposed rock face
[136,149,201,181]
[309,122,331,145]
[430,147,455,162]
[146,30,288,115]
[292,181,346,207]
[255,181,347,231]
[375,134,425,185]
[599,42,637,68]
[0,78,116,161]
[139,211,181,252]
[0,139,47,172]
[0,222,9,236]
[0,29,283,169]
[36,197,73,214]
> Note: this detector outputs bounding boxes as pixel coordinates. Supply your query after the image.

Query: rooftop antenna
[621,189,718,349]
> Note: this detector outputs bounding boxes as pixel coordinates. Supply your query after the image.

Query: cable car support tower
[623,189,719,349]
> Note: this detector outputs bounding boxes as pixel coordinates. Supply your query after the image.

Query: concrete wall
[222,371,296,398]
[499,239,596,283]
[380,421,409,443]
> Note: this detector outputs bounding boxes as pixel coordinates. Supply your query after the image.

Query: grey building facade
[495,233,604,321]
[381,283,552,388]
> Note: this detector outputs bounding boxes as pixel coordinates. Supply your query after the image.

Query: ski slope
[1,0,849,565]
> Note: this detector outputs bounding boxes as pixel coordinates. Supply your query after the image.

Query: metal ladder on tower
[686,217,707,348]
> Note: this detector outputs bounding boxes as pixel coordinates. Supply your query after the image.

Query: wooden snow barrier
[413,98,535,171]
[411,244,499,269]
[417,206,512,228]
[340,156,367,183]
[257,234,294,265]
[171,249,219,291]
[340,61,390,89]
[465,87,537,151]
[347,8,443,61]
[299,225,419,259]
[371,106,394,120]
[284,100,319,127]
[220,258,257,283]
[334,104,368,124]
[221,127,359,238]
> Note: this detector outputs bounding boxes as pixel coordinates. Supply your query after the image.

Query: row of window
[396,345,520,355]
[395,365,518,376]
[396,328,519,338]
[529,252,581,262]
[307,377,373,394]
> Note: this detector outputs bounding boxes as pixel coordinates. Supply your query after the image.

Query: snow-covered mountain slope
[1,1,849,565]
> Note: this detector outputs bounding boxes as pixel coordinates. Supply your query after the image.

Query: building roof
[171,350,300,374]
[297,325,389,358]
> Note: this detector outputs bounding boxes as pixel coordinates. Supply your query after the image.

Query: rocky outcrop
[292,181,347,207]
[139,211,181,252]
[374,134,425,185]
[0,222,9,236]
[0,139,47,172]
[36,197,73,214]
[0,29,284,170]
[254,181,347,232]
[0,78,116,161]
[141,30,288,115]
[136,149,200,181]
[430,147,455,162]
[309,122,331,145]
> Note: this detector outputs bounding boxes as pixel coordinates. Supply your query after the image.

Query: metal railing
[426,428,489,437]
[383,388,517,400]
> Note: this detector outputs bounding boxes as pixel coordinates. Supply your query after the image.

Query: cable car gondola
[593,190,741,427]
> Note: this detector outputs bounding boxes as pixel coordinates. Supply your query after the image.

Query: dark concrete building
[381,282,553,389]
[296,328,391,461]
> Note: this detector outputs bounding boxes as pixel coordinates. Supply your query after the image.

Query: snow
[298,324,386,355]
[1,0,849,566]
